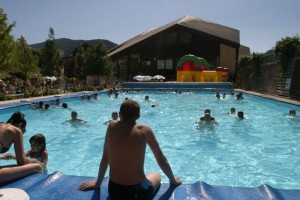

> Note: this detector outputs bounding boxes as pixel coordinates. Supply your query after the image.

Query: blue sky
[1,0,299,53]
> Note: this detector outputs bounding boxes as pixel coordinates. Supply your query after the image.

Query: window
[157,60,165,69]
[157,59,173,69]
[166,59,173,69]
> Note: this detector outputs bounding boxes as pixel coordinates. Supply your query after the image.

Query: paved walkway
[236,89,300,106]
[0,89,299,106]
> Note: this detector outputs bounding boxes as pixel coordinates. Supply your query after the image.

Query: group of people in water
[1,89,299,199]
[199,107,245,124]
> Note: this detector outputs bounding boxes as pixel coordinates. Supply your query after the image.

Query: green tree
[252,52,263,76]
[75,42,113,79]
[40,27,63,76]
[14,36,40,78]
[0,8,16,71]
[275,35,300,70]
[14,36,39,93]
[73,43,91,79]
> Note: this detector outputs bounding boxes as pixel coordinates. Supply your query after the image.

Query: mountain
[30,38,118,56]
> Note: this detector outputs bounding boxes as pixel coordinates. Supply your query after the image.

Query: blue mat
[1,172,299,200]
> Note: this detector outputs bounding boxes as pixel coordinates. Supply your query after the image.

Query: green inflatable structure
[177,54,210,70]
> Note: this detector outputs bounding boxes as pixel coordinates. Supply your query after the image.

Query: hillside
[30,38,118,56]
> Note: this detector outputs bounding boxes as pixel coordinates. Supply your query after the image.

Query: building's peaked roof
[177,15,240,43]
[108,15,240,57]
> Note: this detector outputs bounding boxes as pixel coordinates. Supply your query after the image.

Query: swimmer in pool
[226,107,236,115]
[104,112,119,125]
[236,111,245,120]
[65,111,87,124]
[200,112,216,122]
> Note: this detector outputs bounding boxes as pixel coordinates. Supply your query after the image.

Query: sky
[1,0,300,53]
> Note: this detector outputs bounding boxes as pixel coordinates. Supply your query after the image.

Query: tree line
[0,8,113,92]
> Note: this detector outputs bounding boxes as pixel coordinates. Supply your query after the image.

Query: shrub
[0,93,7,101]
[275,35,300,70]
[85,85,95,91]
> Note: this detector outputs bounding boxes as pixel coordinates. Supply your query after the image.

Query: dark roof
[108,15,240,57]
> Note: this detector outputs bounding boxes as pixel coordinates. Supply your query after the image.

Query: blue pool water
[0,90,299,189]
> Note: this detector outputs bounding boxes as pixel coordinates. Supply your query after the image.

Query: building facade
[108,16,240,81]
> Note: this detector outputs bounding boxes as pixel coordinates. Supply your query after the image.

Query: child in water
[0,134,48,172]
[104,112,119,125]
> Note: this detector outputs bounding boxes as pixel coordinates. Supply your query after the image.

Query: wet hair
[71,111,78,118]
[237,111,244,118]
[120,100,140,121]
[7,111,27,132]
[204,108,211,114]
[289,109,296,115]
[29,134,46,151]
[45,104,50,109]
[111,112,119,120]
[62,103,68,108]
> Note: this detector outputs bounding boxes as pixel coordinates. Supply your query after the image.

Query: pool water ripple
[0,90,299,189]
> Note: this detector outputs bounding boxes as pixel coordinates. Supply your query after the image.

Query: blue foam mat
[1,172,299,200]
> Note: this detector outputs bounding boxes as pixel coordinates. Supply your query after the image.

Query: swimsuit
[0,142,9,154]
[108,179,155,200]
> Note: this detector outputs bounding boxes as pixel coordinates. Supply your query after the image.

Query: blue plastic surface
[1,172,300,199]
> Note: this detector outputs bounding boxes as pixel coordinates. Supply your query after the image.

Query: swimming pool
[0,90,299,189]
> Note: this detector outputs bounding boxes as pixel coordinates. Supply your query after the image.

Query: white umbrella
[133,75,144,79]
[50,76,57,81]
[43,76,57,81]
[43,76,51,80]
[133,75,152,82]
[144,76,152,81]
[152,75,165,80]
[133,75,144,82]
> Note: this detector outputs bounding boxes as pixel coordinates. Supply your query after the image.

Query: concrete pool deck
[0,89,299,107]
[235,89,300,106]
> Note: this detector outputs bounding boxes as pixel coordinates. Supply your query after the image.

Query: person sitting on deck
[78,100,181,199]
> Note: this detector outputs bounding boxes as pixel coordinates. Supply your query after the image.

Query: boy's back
[107,120,150,185]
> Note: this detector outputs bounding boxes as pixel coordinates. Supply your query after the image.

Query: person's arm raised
[146,127,181,186]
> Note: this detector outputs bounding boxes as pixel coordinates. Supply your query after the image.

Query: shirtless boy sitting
[78,100,181,199]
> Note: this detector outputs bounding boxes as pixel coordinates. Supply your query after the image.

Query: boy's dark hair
[62,103,68,108]
[120,100,140,121]
[30,134,46,151]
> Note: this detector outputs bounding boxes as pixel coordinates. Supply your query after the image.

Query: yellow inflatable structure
[176,54,228,82]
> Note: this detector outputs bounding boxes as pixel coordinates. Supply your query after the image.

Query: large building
[108,15,241,81]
